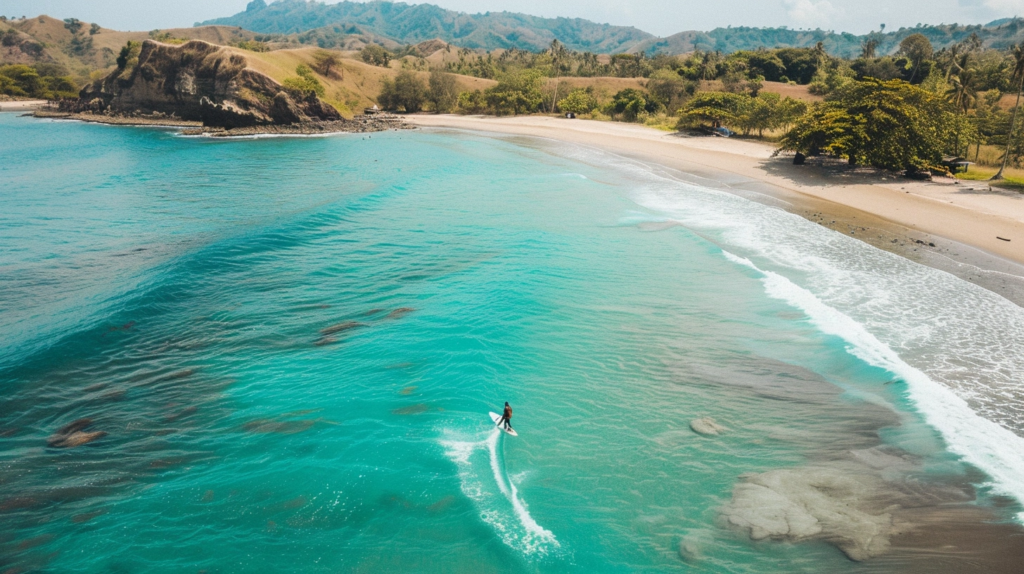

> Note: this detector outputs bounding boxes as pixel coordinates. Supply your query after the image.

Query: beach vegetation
[427,69,458,113]
[645,68,696,111]
[282,64,326,98]
[557,88,598,115]
[457,89,487,113]
[0,63,79,99]
[483,69,545,115]
[378,70,427,112]
[678,91,750,128]
[781,78,951,171]
[607,88,661,121]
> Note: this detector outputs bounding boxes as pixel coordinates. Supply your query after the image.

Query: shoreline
[405,115,1024,568]
[29,110,410,137]
[0,99,48,112]
[406,114,1024,307]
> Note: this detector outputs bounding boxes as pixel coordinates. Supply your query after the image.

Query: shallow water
[1,114,1022,572]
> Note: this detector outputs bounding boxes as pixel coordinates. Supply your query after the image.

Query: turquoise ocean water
[2,113,1024,572]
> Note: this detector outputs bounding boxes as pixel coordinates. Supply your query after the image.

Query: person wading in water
[497,401,513,432]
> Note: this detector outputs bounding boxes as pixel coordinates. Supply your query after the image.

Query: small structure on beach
[941,156,973,174]
[364,104,380,115]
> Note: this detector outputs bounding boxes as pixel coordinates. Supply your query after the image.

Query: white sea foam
[554,143,1024,519]
[724,251,1024,520]
[441,429,559,556]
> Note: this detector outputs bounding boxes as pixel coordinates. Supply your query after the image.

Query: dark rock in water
[314,336,337,347]
[243,418,316,434]
[72,40,341,128]
[387,307,416,320]
[162,369,196,381]
[47,418,107,448]
[70,509,108,524]
[164,405,198,422]
[426,495,457,513]
[364,308,384,316]
[392,404,428,415]
[320,321,365,336]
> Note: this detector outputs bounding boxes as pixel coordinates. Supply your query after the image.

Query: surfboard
[489,412,518,437]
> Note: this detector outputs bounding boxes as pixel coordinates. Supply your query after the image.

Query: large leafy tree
[781,78,950,171]
[678,91,749,128]
[608,88,660,121]
[556,88,597,115]
[484,69,544,115]
[378,70,427,112]
[897,33,933,83]
[427,69,458,113]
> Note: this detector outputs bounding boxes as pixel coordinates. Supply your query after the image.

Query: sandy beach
[407,115,1024,273]
[0,99,47,112]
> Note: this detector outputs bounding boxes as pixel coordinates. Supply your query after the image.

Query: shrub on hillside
[282,64,326,98]
[360,44,391,67]
[378,70,427,112]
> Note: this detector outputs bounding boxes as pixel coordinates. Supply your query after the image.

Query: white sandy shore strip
[0,99,48,112]
[406,115,1024,267]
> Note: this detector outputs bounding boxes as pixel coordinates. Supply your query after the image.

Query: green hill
[632,21,1024,58]
[202,1,1024,57]
[198,0,653,53]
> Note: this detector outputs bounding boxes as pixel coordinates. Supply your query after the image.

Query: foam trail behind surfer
[441,426,558,557]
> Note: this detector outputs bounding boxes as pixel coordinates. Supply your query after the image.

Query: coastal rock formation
[76,40,340,128]
[721,464,895,561]
[689,417,727,436]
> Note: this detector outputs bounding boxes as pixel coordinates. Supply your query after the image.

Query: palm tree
[993,42,1024,180]
[947,69,978,114]
[947,69,979,156]
[861,38,878,59]
[548,39,569,112]
[698,51,720,82]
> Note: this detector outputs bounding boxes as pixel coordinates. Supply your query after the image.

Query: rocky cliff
[78,40,340,128]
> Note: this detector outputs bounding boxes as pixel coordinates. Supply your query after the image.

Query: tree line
[362,34,1024,175]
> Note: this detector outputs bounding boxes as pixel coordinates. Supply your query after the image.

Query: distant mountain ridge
[199,0,653,53]
[200,0,1024,56]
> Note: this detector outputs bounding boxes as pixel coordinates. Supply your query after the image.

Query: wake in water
[441,429,559,557]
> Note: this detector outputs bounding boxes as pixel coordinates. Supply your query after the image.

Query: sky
[1,0,1021,36]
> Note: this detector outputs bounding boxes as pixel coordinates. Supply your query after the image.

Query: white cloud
[782,0,844,28]
[983,0,1024,14]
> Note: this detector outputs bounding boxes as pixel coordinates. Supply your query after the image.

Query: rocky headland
[36,39,406,135]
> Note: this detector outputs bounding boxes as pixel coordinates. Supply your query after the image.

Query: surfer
[497,402,513,432]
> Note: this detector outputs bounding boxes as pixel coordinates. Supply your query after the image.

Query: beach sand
[406,114,1024,306]
[0,99,47,112]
